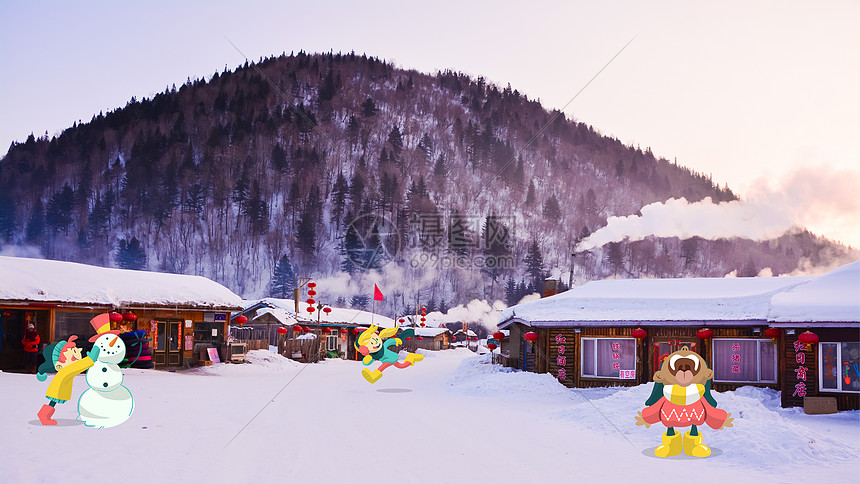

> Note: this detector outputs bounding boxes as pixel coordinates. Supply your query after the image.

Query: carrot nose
[109,336,119,347]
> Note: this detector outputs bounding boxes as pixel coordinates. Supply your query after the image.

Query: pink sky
[1,0,857,246]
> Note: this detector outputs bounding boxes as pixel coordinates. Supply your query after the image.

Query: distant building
[233,298,396,362]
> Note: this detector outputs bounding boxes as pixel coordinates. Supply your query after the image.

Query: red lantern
[488,342,497,350]
[306,298,316,305]
[307,282,316,288]
[418,336,424,341]
[399,318,405,324]
[323,307,332,314]
[235,315,248,326]
[523,332,538,343]
[632,328,647,341]
[420,323,426,327]
[122,311,137,322]
[493,331,505,341]
[421,307,426,312]
[324,328,332,334]
[307,289,317,297]
[277,327,288,335]
[340,328,348,335]
[294,326,303,333]
[109,312,124,323]
[697,328,713,340]
[352,328,360,335]
[303,326,312,333]
[764,327,780,344]
[307,306,316,313]
[798,331,819,351]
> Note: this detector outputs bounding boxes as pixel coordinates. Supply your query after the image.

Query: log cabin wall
[546,328,577,387]
[782,327,859,410]
[573,327,641,389]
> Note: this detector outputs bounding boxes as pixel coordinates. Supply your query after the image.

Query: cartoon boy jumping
[355,325,423,383]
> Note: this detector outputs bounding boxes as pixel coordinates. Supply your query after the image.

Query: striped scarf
[662,383,705,405]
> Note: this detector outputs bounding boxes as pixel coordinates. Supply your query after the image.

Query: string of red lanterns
[306,282,317,313]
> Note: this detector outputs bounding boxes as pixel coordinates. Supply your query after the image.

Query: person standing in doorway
[22,322,40,373]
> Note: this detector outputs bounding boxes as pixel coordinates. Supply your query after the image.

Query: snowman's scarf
[121,339,144,368]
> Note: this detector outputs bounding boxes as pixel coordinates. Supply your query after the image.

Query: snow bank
[446,355,859,472]
[446,352,572,400]
[189,349,302,375]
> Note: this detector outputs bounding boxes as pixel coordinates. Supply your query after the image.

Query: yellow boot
[683,431,711,457]
[405,353,424,365]
[361,368,383,383]
[654,431,682,457]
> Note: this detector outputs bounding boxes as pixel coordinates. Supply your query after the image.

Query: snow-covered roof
[769,261,860,324]
[498,271,816,327]
[0,256,243,309]
[252,298,397,328]
[414,327,449,337]
[253,307,299,326]
[454,329,478,337]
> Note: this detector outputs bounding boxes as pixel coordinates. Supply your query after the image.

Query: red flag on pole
[373,284,384,302]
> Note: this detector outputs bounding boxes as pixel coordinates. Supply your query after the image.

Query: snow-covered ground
[2,349,858,484]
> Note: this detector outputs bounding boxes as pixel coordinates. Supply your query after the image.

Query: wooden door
[154,320,182,366]
[651,338,698,375]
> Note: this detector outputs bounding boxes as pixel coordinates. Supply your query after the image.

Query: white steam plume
[575,165,860,254]
[427,299,507,331]
[575,197,797,252]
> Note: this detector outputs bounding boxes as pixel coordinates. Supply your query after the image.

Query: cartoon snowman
[76,313,134,429]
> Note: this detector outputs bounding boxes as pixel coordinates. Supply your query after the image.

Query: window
[326,334,339,351]
[820,342,860,393]
[581,338,637,379]
[712,339,776,383]
[54,310,99,342]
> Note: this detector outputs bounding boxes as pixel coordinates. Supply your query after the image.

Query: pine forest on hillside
[0,51,855,315]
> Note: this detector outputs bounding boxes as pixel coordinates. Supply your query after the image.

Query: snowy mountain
[0,51,855,313]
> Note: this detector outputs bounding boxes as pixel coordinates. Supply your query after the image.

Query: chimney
[543,279,558,298]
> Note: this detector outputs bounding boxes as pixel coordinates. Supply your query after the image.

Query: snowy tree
[116,237,147,270]
[524,239,544,291]
[543,194,561,220]
[269,254,298,298]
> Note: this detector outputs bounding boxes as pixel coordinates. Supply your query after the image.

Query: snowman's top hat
[88,313,121,342]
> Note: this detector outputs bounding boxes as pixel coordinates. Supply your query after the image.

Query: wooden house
[233,298,396,362]
[497,261,859,410]
[0,256,243,371]
[411,327,451,351]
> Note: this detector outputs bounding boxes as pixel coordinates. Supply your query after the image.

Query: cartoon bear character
[634,346,733,457]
